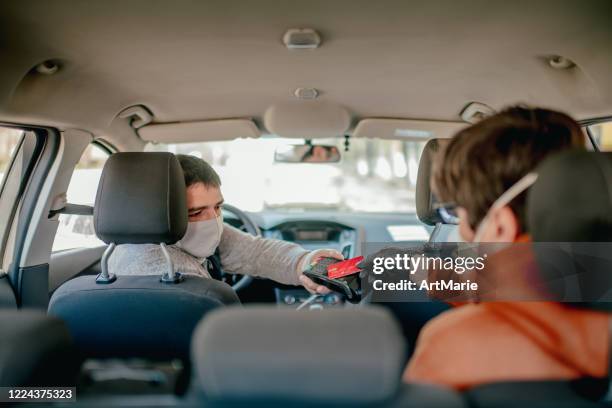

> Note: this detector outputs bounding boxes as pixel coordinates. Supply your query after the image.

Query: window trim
[0,126,48,267]
[580,116,612,152]
[92,139,117,155]
[5,126,59,299]
[575,116,612,151]
[0,130,25,199]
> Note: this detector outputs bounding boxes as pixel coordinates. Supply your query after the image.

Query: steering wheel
[220,204,260,291]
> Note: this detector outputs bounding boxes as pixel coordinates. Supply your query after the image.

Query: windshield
[147,138,426,213]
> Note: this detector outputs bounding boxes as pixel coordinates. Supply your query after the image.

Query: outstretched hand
[298,249,344,294]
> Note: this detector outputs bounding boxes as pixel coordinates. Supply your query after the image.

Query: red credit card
[327,256,364,279]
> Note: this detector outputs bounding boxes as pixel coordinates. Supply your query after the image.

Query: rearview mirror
[274,144,341,163]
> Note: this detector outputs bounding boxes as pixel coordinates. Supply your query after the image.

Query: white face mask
[176,214,224,259]
[472,172,538,243]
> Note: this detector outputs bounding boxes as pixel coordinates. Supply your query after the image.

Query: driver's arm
[218,224,309,285]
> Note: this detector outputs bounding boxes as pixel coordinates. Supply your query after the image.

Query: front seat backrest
[49,152,239,361]
[191,306,466,408]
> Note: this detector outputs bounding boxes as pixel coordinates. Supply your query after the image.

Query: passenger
[109,154,339,293]
[404,107,608,389]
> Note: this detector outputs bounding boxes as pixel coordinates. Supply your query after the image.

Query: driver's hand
[297,249,344,295]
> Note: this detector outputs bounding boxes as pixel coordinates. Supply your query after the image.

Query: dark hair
[176,154,221,188]
[432,106,585,232]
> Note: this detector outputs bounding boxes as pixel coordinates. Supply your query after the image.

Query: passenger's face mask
[472,173,538,243]
[176,214,224,259]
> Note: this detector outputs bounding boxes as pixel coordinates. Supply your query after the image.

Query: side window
[0,127,26,268]
[0,127,24,187]
[588,122,612,151]
[52,144,109,252]
[0,127,39,270]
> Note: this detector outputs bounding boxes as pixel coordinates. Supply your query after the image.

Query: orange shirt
[404,239,609,390]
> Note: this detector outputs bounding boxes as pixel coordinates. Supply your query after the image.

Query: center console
[263,220,358,308]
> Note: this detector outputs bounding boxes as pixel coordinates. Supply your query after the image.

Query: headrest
[192,306,406,405]
[94,152,188,245]
[416,138,444,225]
[527,151,612,310]
[528,150,612,242]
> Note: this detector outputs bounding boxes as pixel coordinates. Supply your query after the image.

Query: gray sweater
[108,224,309,285]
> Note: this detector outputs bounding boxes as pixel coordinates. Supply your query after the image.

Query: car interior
[0,1,611,407]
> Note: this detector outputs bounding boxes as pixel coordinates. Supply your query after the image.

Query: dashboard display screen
[295,230,328,241]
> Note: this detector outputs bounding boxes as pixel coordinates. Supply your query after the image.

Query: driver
[108,154,340,293]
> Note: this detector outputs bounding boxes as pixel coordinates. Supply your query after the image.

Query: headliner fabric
[192,306,406,405]
[94,152,188,245]
[1,1,612,148]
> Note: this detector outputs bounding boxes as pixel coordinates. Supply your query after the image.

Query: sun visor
[138,119,260,143]
[353,118,466,140]
[264,101,351,138]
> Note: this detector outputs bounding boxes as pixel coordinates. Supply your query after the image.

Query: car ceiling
[0,0,611,149]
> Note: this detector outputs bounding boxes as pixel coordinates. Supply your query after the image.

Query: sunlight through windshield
[147,137,426,213]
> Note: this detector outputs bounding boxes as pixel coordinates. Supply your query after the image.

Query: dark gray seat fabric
[93,152,188,245]
[49,274,238,360]
[528,150,612,243]
[48,152,239,361]
[465,380,606,408]
[190,384,467,408]
[190,306,466,407]
[468,151,612,406]
[0,310,80,386]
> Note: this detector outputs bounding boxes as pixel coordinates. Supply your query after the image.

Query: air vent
[283,28,321,49]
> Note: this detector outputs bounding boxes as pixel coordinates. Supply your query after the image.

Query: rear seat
[0,310,80,387]
[189,306,466,407]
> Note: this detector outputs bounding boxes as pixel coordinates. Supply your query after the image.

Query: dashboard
[224,210,431,308]
[263,220,357,259]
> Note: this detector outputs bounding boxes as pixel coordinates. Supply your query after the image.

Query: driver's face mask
[176,214,224,259]
[472,172,538,243]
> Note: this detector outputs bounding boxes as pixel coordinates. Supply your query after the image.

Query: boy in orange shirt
[403,107,609,390]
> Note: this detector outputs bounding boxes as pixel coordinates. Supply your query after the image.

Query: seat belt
[205,247,224,281]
